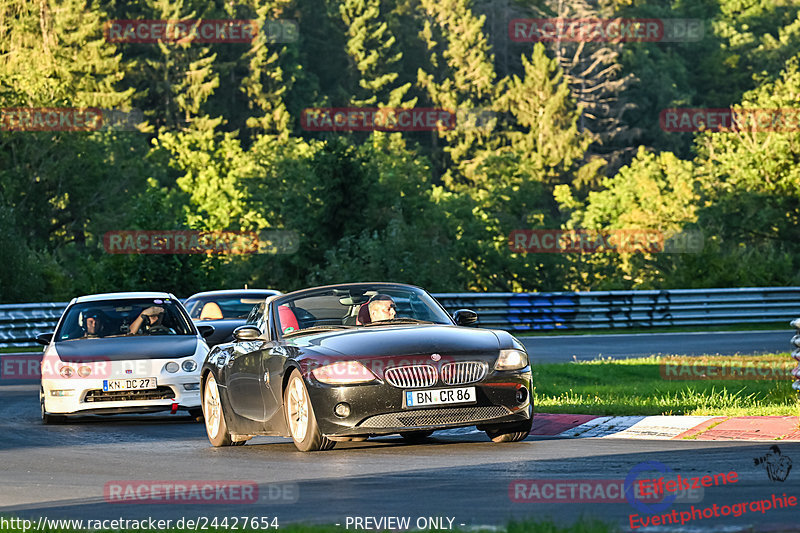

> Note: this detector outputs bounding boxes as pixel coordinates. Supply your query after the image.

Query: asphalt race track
[2,388,799,531]
[1,329,797,532]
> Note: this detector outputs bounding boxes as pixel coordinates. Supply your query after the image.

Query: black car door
[261,344,291,427]
[226,340,268,422]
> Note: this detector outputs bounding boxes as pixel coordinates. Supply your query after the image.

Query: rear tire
[485,417,532,443]
[284,370,335,452]
[203,373,236,446]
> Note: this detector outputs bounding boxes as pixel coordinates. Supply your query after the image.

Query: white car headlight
[182,360,197,372]
[494,349,528,371]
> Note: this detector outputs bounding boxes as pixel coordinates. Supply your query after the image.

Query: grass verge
[0,346,41,353]
[533,353,800,417]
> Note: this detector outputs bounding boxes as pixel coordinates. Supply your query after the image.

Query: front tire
[284,370,335,452]
[485,417,532,443]
[203,373,237,447]
[40,387,65,425]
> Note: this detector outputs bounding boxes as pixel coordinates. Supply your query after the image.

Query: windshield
[186,294,274,320]
[272,285,452,337]
[55,298,194,340]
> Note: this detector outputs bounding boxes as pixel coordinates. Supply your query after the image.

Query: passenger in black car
[357,294,396,324]
[369,294,397,322]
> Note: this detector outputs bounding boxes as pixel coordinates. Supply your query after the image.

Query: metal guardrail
[2,287,800,348]
[790,318,800,392]
[436,287,800,331]
[0,302,68,348]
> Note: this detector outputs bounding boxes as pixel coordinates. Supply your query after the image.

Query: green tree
[338,0,413,107]
[0,0,143,298]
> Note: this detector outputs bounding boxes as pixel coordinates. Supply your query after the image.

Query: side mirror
[197,325,215,339]
[35,332,53,346]
[453,309,478,327]
[233,325,261,342]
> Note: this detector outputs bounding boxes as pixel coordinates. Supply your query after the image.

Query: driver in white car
[82,310,105,338]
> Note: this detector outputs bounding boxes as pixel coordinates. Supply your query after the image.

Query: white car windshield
[56,298,194,340]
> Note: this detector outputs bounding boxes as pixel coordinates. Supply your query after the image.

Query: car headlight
[165,362,179,373]
[494,349,528,371]
[312,361,377,385]
[182,360,197,372]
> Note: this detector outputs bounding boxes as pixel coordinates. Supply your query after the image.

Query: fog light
[516,387,528,403]
[50,390,75,397]
[165,362,179,373]
[59,366,75,378]
[182,360,197,372]
[334,402,351,418]
[78,366,91,378]
[183,383,200,391]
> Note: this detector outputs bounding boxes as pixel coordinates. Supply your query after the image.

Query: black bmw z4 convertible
[200,282,533,451]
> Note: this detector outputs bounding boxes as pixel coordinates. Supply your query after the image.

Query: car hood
[194,318,243,346]
[285,324,502,358]
[54,336,200,361]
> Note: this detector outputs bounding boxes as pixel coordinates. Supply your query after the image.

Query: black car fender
[489,329,528,353]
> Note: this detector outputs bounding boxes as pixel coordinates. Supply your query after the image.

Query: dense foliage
[1,0,799,301]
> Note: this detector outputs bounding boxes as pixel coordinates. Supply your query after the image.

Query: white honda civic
[37,292,213,424]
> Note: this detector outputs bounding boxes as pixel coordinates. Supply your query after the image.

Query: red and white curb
[533,414,800,441]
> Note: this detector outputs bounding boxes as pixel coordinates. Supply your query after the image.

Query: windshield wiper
[362,318,435,327]
[281,325,356,338]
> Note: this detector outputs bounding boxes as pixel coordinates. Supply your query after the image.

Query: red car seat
[278,305,299,333]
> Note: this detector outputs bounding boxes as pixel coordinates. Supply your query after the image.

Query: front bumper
[42,374,201,415]
[306,368,532,437]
